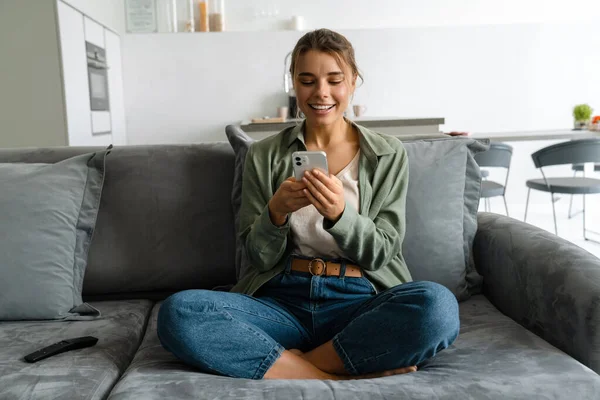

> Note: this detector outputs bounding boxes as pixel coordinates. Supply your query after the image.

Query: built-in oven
[86,41,111,135]
[86,42,110,111]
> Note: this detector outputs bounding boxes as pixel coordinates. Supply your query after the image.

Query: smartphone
[292,151,329,180]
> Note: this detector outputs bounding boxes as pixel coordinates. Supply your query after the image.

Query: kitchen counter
[239,117,445,140]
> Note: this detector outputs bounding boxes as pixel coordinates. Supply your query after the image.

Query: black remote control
[24,336,99,363]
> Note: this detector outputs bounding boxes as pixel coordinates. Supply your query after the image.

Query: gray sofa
[1,138,600,400]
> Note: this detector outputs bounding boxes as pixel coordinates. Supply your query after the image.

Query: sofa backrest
[0,144,237,299]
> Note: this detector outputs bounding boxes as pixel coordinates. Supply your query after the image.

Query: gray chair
[525,138,600,241]
[569,163,600,218]
[474,142,513,216]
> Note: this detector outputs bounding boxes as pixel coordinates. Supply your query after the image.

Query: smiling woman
[157,28,460,381]
[290,30,363,128]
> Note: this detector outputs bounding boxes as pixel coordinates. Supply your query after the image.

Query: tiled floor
[480,196,600,260]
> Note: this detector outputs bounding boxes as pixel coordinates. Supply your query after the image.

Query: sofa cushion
[0,145,238,298]
[105,296,600,399]
[226,125,487,300]
[0,299,153,400]
[0,151,108,320]
[225,125,254,281]
[401,138,487,299]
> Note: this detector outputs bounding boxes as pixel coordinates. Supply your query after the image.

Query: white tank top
[290,150,360,259]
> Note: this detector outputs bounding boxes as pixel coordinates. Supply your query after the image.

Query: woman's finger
[303,175,333,206]
[311,169,343,194]
[302,187,324,212]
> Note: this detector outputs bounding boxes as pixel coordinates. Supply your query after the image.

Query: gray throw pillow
[402,138,488,300]
[0,150,109,320]
[225,125,255,281]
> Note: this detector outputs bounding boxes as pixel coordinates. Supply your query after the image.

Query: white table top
[470,129,600,142]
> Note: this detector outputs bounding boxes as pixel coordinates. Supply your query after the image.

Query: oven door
[87,62,110,111]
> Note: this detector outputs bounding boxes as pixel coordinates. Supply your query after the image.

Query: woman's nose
[314,81,330,97]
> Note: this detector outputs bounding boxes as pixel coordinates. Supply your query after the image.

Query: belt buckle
[308,258,326,276]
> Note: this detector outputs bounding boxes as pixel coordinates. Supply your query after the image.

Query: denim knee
[157,290,199,348]
[410,281,460,347]
[156,289,288,379]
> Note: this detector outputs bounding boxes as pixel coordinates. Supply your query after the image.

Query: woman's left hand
[302,169,345,222]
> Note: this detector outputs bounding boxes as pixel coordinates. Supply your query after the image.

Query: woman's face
[294,50,356,126]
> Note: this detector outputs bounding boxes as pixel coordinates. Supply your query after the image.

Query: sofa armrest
[473,212,600,373]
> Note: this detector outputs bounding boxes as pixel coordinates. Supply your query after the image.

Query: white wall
[62,0,126,34]
[122,22,600,144]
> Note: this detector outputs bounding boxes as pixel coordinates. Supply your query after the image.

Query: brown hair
[290,29,364,87]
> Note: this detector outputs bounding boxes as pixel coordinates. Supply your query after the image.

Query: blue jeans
[157,258,459,379]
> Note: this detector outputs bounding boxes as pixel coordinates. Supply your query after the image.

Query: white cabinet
[56,1,127,146]
[84,16,105,48]
[57,2,95,146]
[105,30,127,146]
[0,0,126,148]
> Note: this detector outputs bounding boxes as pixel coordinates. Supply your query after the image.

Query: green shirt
[230,120,412,295]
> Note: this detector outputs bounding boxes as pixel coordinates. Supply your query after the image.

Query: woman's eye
[300,81,314,85]
[330,81,343,85]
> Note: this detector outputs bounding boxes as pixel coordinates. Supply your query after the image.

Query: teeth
[310,104,335,110]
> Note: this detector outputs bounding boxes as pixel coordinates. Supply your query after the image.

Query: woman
[157,29,459,380]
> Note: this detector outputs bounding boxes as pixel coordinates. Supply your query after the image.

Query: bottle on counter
[209,0,224,31]
[288,88,298,119]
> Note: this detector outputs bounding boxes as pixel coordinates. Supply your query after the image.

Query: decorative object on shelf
[184,0,195,32]
[289,16,305,31]
[125,0,158,33]
[251,117,285,124]
[209,0,225,31]
[154,0,178,33]
[573,103,593,130]
[197,1,208,32]
[277,106,289,121]
[353,104,367,118]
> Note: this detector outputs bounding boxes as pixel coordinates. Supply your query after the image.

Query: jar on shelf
[156,0,177,33]
[208,0,225,32]
[197,1,208,32]
[184,0,195,32]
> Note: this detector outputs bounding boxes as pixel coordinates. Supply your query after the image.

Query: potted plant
[572,104,593,130]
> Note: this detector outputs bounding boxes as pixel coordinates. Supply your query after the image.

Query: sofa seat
[0,299,153,400]
[106,295,600,400]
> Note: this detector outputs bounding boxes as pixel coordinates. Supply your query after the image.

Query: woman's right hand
[268,177,311,226]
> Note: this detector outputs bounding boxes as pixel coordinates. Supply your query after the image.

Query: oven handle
[87,60,109,70]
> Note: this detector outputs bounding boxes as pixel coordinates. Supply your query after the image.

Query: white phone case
[292,151,329,180]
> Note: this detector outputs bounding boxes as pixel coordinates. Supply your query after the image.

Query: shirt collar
[285,119,396,157]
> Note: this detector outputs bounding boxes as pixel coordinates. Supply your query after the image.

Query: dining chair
[524,138,600,242]
[474,142,513,216]
[568,162,600,218]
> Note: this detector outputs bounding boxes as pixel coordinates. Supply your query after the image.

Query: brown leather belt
[291,257,363,278]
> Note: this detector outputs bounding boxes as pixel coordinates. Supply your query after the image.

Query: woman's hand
[268,177,311,226]
[302,169,345,222]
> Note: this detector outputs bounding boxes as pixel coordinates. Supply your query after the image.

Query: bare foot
[350,365,417,380]
[270,349,416,380]
[324,365,416,381]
